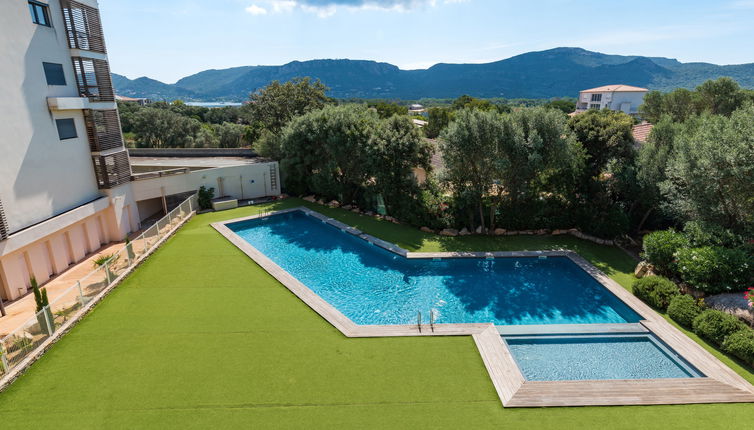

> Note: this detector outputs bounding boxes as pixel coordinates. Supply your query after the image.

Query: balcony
[71,57,115,102]
[84,110,125,153]
[61,0,107,54]
[91,150,132,189]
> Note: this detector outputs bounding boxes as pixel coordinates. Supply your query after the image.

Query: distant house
[632,122,654,145]
[115,95,152,106]
[575,85,648,115]
[408,104,427,116]
[412,119,428,128]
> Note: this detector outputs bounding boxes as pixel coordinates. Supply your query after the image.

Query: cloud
[247,0,468,17]
[245,4,268,15]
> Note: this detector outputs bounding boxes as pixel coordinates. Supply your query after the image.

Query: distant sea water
[185,102,243,108]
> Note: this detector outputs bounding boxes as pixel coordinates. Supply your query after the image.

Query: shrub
[683,220,746,248]
[641,230,689,273]
[692,309,748,346]
[198,186,215,210]
[667,294,702,328]
[632,276,680,311]
[675,246,753,294]
[722,329,754,366]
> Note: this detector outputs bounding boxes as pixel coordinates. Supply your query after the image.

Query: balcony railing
[92,150,132,189]
[0,200,8,241]
[71,57,115,102]
[61,0,107,53]
[84,110,125,153]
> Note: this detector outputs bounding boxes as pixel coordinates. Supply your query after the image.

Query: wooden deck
[212,207,754,407]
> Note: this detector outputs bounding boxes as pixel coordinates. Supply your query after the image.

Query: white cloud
[245,4,268,15]
[247,0,469,17]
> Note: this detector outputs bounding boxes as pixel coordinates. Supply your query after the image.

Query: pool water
[505,334,702,380]
[229,211,641,326]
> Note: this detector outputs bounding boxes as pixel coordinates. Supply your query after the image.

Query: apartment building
[575,85,649,115]
[0,1,280,302]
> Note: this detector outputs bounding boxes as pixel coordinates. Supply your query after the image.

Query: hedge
[632,276,680,311]
[667,294,701,328]
[692,309,748,346]
[675,246,753,294]
[722,330,754,367]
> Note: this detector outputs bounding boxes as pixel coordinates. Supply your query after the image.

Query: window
[590,93,602,102]
[589,103,601,110]
[56,118,78,140]
[28,1,50,26]
[43,62,66,85]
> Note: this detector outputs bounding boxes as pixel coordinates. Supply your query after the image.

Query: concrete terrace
[0,198,752,429]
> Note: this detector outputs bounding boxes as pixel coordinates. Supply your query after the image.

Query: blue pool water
[505,334,702,380]
[229,211,641,326]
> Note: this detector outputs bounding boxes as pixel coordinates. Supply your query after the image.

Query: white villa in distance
[575,84,649,115]
[0,0,280,302]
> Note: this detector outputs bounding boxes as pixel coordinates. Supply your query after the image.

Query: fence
[0,194,197,377]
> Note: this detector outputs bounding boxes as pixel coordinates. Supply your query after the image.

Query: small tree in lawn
[31,277,53,335]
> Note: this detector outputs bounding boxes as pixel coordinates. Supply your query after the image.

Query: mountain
[112,47,754,101]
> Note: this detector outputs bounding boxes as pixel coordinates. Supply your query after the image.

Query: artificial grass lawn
[0,198,751,429]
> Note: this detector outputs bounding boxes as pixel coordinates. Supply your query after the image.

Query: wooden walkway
[212,207,754,407]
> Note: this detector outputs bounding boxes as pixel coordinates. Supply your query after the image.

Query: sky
[100,0,754,84]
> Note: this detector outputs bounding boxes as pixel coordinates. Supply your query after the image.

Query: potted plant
[31,277,54,335]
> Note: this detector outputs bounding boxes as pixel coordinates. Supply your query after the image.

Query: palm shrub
[93,253,117,283]
[692,309,748,346]
[722,330,754,366]
[667,294,702,328]
[675,246,753,294]
[641,230,688,274]
[632,276,680,311]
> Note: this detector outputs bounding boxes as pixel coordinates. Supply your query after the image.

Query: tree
[695,77,747,117]
[424,107,454,138]
[452,95,496,111]
[543,98,576,114]
[568,109,635,178]
[635,117,680,230]
[440,109,503,232]
[368,101,408,118]
[661,105,754,233]
[242,77,330,132]
[213,122,248,148]
[131,107,201,148]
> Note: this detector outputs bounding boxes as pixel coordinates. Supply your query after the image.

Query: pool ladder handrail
[417,311,422,333]
[429,309,435,333]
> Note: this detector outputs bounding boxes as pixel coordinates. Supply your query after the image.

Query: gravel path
[706,293,754,326]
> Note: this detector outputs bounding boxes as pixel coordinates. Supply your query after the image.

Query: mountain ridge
[112,47,754,101]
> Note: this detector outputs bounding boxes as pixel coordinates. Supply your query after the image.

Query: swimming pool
[504,334,703,380]
[228,210,641,326]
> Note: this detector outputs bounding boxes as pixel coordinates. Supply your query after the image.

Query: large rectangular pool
[228,211,641,325]
[229,211,641,326]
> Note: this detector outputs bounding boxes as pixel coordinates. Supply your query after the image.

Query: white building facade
[0,1,280,301]
[575,85,649,115]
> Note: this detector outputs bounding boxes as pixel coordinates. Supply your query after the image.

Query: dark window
[43,62,66,85]
[591,93,602,102]
[56,118,78,140]
[28,1,50,26]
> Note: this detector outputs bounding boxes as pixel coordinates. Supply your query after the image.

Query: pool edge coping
[211,206,754,408]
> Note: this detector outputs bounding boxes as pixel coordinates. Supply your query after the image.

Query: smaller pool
[504,334,703,381]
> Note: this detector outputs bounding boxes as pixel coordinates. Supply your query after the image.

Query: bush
[641,230,689,273]
[675,246,753,294]
[683,220,746,248]
[692,309,748,346]
[632,276,680,311]
[722,329,754,366]
[197,186,215,210]
[667,294,701,328]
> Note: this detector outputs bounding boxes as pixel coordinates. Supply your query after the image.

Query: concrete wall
[0,0,103,235]
[131,162,281,203]
[607,92,646,114]
[128,148,257,158]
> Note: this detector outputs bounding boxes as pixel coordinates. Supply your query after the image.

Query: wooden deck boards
[212,207,754,408]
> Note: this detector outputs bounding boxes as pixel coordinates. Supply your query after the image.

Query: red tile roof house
[575,84,649,115]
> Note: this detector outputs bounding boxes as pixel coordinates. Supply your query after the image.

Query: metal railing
[0,194,198,377]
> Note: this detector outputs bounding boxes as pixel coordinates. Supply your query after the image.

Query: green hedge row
[632,278,754,367]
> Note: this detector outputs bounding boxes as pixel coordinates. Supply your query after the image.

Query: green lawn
[0,198,751,429]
